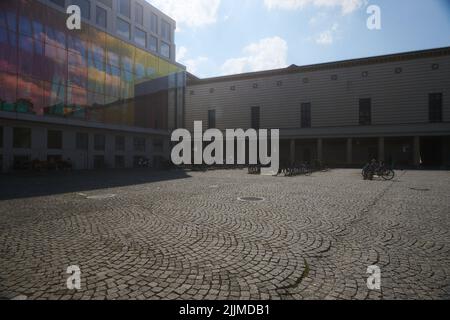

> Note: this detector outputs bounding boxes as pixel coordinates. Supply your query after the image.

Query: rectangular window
[149,35,158,52]
[251,106,260,130]
[153,139,163,153]
[115,135,125,151]
[72,0,91,20]
[118,0,131,18]
[429,93,443,123]
[301,103,311,128]
[115,155,125,168]
[94,134,106,151]
[96,6,107,28]
[47,130,63,149]
[13,127,31,149]
[161,42,170,58]
[135,3,144,25]
[161,20,171,42]
[133,137,146,152]
[134,28,146,47]
[116,17,130,39]
[208,110,216,129]
[76,133,89,150]
[150,13,158,34]
[359,98,372,126]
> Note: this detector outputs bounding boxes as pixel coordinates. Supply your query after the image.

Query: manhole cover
[409,188,430,192]
[238,197,265,202]
[86,194,117,200]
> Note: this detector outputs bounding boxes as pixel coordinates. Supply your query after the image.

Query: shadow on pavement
[0,169,191,201]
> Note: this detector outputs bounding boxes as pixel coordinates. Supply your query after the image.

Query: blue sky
[147,0,450,78]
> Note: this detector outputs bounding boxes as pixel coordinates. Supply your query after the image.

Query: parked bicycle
[362,160,395,181]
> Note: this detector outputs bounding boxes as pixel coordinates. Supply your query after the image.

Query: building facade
[186,47,450,168]
[0,0,186,172]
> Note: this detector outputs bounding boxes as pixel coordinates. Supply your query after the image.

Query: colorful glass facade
[0,0,185,130]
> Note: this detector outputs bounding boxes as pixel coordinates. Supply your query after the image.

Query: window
[253,83,258,89]
[429,93,443,123]
[208,110,216,129]
[115,136,125,151]
[432,64,439,70]
[395,67,403,74]
[134,28,146,47]
[251,107,260,130]
[230,86,236,91]
[98,0,112,8]
[94,134,106,151]
[190,90,195,96]
[135,3,144,25]
[276,81,283,87]
[118,0,131,18]
[161,20,171,42]
[150,13,158,34]
[50,0,65,7]
[209,88,215,94]
[161,42,170,58]
[76,133,89,150]
[115,155,125,168]
[72,0,91,19]
[48,130,63,149]
[153,139,163,152]
[301,103,311,128]
[149,35,158,52]
[116,18,130,39]
[359,98,372,125]
[13,128,31,149]
[331,75,338,81]
[362,71,369,78]
[96,6,107,28]
[134,137,146,152]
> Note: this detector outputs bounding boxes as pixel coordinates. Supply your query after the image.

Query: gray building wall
[186,49,450,133]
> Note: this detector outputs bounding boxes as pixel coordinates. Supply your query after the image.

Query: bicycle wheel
[382,169,395,181]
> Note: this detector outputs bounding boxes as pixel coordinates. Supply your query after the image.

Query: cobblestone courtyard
[0,169,449,300]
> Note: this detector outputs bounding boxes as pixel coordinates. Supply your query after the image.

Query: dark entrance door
[421,137,443,167]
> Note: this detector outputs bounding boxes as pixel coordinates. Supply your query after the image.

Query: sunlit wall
[0,0,185,130]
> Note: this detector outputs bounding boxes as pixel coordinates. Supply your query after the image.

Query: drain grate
[238,197,265,202]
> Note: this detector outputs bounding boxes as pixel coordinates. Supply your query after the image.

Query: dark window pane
[301,103,311,128]
[0,72,17,113]
[17,76,44,115]
[149,35,157,52]
[76,132,89,150]
[133,137,146,152]
[96,6,107,28]
[153,139,163,152]
[150,13,158,34]
[161,42,170,58]
[208,110,216,129]
[0,27,18,74]
[118,0,130,18]
[115,135,125,151]
[135,3,144,25]
[251,106,260,130]
[94,134,105,151]
[359,98,372,126]
[134,27,146,47]
[429,93,443,123]
[48,130,63,149]
[71,0,91,20]
[13,127,31,149]
[161,20,171,42]
[116,17,130,39]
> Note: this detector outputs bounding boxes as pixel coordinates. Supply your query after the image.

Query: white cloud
[220,37,288,75]
[147,0,221,28]
[176,46,209,75]
[315,23,339,45]
[264,0,364,15]
[176,46,188,61]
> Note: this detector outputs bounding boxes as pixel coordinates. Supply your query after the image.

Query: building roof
[187,46,450,85]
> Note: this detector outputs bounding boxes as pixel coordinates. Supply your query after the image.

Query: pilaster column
[413,136,421,167]
[317,138,323,162]
[290,139,296,165]
[346,138,353,166]
[378,137,385,162]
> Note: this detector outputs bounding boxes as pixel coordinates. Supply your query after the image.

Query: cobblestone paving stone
[0,169,449,300]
